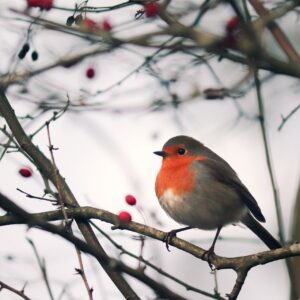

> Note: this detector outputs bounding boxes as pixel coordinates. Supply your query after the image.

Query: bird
[154,135,281,255]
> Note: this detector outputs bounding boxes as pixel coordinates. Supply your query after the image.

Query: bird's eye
[177,148,186,155]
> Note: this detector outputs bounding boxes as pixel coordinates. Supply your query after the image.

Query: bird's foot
[163,230,177,252]
[202,247,216,271]
[163,226,192,252]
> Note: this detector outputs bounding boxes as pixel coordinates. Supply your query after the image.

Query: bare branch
[277,103,300,131]
[0,205,299,268]
[0,89,139,299]
[27,239,55,300]
[249,0,300,65]
[0,280,30,300]
[0,192,190,300]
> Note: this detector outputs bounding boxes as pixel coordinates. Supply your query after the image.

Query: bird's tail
[242,213,282,250]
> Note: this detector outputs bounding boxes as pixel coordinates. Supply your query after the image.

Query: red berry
[86,67,95,79]
[19,167,32,178]
[26,0,53,10]
[100,19,112,31]
[144,2,159,18]
[125,194,136,206]
[118,211,132,223]
[81,18,97,30]
[226,17,239,32]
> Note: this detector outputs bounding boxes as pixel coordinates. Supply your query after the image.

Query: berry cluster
[117,194,137,223]
[18,43,39,61]
[66,15,112,32]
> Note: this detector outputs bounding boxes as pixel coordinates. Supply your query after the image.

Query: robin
[154,135,281,254]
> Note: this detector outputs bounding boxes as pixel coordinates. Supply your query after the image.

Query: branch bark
[1,198,300,299]
[289,179,300,300]
[1,205,299,270]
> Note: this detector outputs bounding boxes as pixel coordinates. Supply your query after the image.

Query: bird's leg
[202,226,222,270]
[164,226,192,252]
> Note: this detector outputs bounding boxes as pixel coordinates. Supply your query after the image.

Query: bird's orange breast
[155,156,204,198]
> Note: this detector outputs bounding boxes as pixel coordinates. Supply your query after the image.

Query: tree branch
[0,205,299,269]
[249,0,300,65]
[1,199,300,299]
[0,89,139,299]
[0,192,190,300]
[0,280,30,300]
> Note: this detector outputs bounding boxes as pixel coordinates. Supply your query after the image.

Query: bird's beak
[153,151,167,157]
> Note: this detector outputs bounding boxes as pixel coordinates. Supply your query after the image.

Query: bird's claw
[163,230,177,252]
[202,247,216,271]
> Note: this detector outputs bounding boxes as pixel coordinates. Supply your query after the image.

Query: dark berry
[86,67,95,79]
[18,49,27,59]
[23,43,30,52]
[31,51,38,61]
[66,16,75,26]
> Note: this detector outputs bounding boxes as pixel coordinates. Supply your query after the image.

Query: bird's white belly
[158,188,247,230]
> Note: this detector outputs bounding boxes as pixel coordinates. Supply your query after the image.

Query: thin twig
[29,99,69,139]
[53,0,133,13]
[45,122,68,221]
[0,126,35,164]
[90,221,222,299]
[0,280,30,300]
[46,123,93,300]
[254,70,285,243]
[27,239,55,300]
[254,70,298,298]
[17,188,58,204]
[277,103,300,131]
[0,127,15,160]
[74,248,94,300]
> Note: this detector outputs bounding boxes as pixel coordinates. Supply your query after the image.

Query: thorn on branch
[75,267,83,275]
[49,145,59,151]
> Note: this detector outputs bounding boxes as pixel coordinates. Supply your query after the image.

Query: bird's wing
[196,157,266,222]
